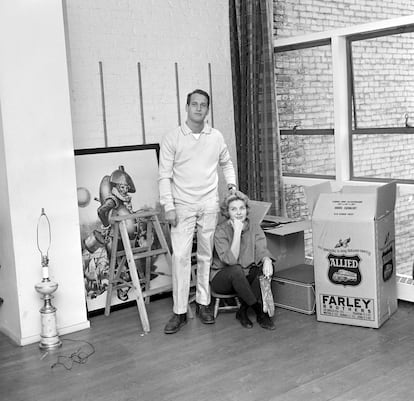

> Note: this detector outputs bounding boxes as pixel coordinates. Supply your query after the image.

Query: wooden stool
[211,290,241,318]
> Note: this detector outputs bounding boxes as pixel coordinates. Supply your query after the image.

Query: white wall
[0,102,20,339]
[0,0,89,345]
[64,0,237,170]
[0,0,236,345]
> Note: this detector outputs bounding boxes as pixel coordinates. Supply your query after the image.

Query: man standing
[158,89,237,334]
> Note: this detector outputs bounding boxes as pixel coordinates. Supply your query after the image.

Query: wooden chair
[189,266,240,319]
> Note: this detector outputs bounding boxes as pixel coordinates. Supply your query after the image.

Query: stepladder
[104,209,172,333]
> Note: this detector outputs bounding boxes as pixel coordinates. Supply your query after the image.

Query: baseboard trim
[18,320,91,346]
[397,273,414,302]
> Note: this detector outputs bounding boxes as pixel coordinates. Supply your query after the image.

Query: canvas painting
[74,144,172,312]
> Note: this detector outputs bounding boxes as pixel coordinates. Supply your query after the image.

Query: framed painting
[74,144,172,313]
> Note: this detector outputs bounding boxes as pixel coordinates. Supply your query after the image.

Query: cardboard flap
[304,181,332,216]
[313,192,377,221]
[339,182,396,218]
[341,184,377,194]
[375,181,396,218]
[249,200,271,225]
[305,182,396,221]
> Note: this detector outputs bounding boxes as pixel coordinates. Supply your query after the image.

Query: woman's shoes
[236,302,276,330]
[256,312,276,330]
[236,309,253,329]
[252,302,276,330]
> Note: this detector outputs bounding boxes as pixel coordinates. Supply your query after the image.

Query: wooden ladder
[104,209,172,333]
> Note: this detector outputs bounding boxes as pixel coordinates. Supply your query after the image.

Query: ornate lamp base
[35,280,62,350]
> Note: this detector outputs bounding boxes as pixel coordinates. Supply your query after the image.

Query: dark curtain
[229,0,284,215]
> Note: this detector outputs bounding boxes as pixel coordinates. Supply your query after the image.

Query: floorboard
[1,297,414,401]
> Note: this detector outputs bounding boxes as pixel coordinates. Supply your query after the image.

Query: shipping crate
[306,181,397,328]
[272,264,315,315]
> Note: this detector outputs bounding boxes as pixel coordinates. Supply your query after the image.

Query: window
[275,16,414,277]
[350,28,414,182]
[275,43,335,178]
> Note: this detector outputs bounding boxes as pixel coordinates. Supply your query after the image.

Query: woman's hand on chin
[231,218,244,233]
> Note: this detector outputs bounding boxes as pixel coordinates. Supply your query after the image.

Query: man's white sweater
[158,122,236,212]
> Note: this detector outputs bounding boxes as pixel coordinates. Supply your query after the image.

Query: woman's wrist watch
[227,183,237,191]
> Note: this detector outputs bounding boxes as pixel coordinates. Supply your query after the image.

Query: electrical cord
[50,338,95,370]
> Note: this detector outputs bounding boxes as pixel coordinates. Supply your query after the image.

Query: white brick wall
[64,0,236,163]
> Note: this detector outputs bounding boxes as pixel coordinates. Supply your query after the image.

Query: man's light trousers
[170,198,219,314]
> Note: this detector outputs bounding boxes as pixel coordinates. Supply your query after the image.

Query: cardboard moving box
[306,181,397,328]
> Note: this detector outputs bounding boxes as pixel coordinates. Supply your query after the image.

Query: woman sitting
[210,191,275,330]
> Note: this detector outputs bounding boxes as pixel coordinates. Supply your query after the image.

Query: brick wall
[273,0,414,38]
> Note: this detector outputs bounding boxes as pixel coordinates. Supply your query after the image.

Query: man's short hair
[186,89,210,107]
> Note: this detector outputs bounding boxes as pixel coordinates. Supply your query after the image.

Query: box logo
[327,253,361,286]
[320,294,374,321]
[381,244,394,282]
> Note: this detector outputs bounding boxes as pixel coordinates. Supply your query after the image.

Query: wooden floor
[2,297,414,401]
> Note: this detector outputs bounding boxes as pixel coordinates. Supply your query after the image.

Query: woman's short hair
[220,190,250,219]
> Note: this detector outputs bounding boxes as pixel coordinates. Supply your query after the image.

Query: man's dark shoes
[236,309,253,329]
[196,303,215,324]
[257,313,276,331]
[164,313,187,334]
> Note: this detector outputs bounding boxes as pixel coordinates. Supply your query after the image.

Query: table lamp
[34,208,62,349]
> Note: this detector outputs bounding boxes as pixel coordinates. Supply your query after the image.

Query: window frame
[275,39,335,179]
[274,15,414,286]
[274,15,414,190]
[348,26,414,183]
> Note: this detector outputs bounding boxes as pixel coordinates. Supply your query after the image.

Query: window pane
[281,134,335,175]
[351,32,414,129]
[276,45,334,130]
[352,133,414,180]
[275,45,335,176]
